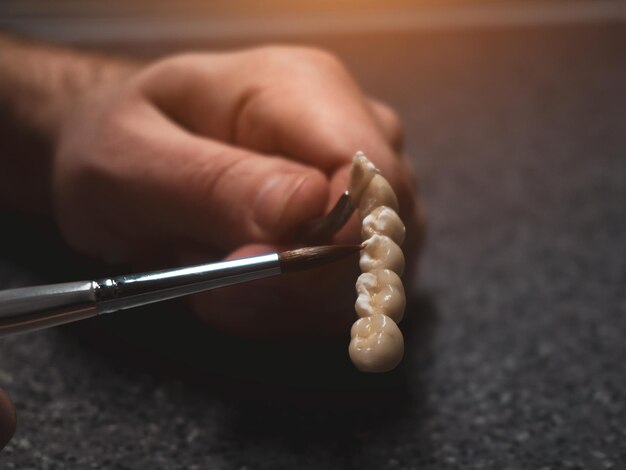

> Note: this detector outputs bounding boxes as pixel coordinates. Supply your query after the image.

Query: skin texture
[0,34,427,443]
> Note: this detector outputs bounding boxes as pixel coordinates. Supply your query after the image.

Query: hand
[53,46,424,337]
[0,388,16,450]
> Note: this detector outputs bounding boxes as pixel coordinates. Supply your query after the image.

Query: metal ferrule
[94,253,281,314]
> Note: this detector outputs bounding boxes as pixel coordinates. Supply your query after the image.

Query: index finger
[233,48,400,175]
[144,47,400,177]
[231,48,418,224]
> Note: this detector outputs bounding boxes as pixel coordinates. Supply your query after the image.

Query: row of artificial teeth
[347,152,407,373]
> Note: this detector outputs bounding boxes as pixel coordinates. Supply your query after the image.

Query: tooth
[355,269,405,323]
[361,206,406,246]
[358,174,399,220]
[355,272,377,317]
[360,234,405,275]
[349,314,404,373]
[348,151,380,206]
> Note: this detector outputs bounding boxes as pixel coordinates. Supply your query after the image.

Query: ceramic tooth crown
[361,206,406,246]
[355,269,405,323]
[348,314,404,373]
[358,174,399,220]
[348,151,379,206]
[359,234,405,275]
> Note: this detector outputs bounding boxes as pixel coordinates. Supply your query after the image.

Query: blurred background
[0,1,625,469]
[1,1,623,46]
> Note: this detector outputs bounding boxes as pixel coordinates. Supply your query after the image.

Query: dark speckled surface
[1,23,625,469]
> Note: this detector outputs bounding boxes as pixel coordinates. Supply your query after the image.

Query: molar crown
[360,234,405,276]
[361,206,406,246]
[349,314,404,373]
[355,269,405,323]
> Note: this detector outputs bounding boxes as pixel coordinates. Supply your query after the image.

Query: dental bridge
[301,151,407,372]
[347,152,407,373]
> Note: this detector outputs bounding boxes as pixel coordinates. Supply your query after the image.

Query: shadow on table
[64,290,438,393]
[63,290,438,463]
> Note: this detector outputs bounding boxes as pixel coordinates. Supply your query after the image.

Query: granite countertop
[0,23,624,469]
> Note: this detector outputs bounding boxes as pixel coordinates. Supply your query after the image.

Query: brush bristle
[278,245,362,272]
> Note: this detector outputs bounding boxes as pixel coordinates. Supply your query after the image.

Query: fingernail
[252,174,296,234]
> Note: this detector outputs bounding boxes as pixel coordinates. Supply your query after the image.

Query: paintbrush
[0,245,361,337]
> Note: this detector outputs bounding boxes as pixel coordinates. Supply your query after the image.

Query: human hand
[0,388,16,451]
[53,47,424,338]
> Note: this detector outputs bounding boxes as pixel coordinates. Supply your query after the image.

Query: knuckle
[153,52,202,73]
[293,46,344,67]
[253,45,347,75]
[135,53,204,91]
[384,105,403,132]
[387,160,418,217]
[374,99,403,132]
[388,116,404,146]
[370,99,404,151]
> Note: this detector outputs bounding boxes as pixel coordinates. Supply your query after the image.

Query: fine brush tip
[278,244,362,272]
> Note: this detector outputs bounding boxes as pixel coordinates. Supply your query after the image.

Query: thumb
[129,136,330,252]
[0,388,16,450]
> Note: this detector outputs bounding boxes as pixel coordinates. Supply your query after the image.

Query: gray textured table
[1,23,625,469]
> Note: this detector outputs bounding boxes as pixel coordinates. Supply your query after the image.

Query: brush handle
[0,245,359,338]
[0,281,97,337]
[0,253,282,337]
